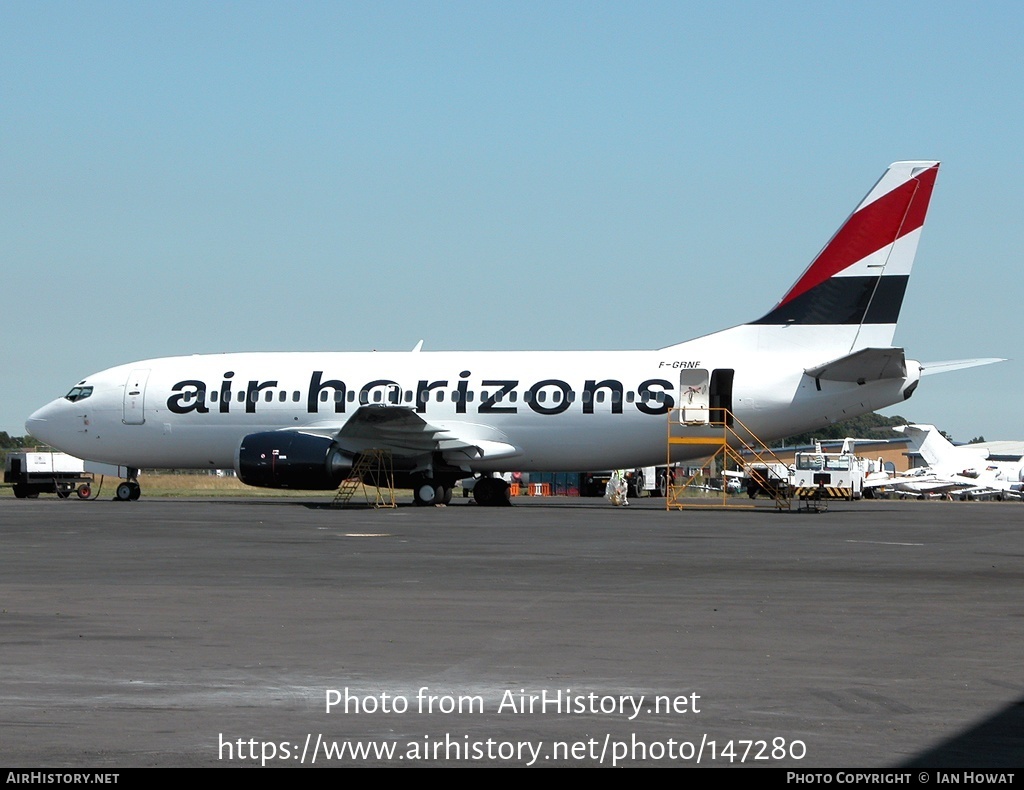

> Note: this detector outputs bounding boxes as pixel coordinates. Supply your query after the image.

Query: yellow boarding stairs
[666,407,792,511]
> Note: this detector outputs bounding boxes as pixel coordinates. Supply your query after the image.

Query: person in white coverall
[606,469,629,506]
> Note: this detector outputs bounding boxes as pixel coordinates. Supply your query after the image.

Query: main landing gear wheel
[473,478,511,507]
[115,481,142,501]
[413,482,451,506]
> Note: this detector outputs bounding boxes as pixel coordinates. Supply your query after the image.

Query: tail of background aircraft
[752,161,939,351]
[894,424,987,469]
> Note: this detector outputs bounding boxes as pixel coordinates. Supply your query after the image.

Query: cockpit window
[64,386,94,403]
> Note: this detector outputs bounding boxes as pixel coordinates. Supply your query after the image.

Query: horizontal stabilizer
[805,347,906,382]
[919,358,1006,377]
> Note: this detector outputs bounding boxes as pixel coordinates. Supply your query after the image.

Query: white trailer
[4,452,93,499]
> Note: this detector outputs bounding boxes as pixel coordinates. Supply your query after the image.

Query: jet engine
[235,432,351,489]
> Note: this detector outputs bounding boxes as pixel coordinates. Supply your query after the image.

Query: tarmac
[1,494,1022,768]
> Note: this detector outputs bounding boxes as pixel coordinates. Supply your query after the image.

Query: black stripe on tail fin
[754,161,938,326]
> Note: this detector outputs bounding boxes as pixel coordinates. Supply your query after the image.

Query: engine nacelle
[235,432,351,489]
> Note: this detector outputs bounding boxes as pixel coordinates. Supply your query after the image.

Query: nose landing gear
[114,470,142,501]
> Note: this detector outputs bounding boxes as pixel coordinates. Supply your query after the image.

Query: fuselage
[26,328,920,475]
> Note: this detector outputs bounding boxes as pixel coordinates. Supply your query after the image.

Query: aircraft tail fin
[752,161,939,349]
[894,423,986,468]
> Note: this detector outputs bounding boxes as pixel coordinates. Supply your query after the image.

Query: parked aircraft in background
[889,424,1023,500]
[25,161,1001,504]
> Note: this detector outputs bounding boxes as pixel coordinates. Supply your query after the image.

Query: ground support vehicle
[743,462,791,500]
[4,452,93,499]
[788,448,868,510]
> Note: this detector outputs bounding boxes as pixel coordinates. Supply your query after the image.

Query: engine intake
[235,432,350,489]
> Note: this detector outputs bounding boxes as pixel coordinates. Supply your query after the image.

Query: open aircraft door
[679,369,710,423]
[122,369,150,425]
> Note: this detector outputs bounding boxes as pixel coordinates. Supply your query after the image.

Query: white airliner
[890,424,1023,499]
[25,160,999,505]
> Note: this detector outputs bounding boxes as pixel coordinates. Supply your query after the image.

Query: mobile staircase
[666,407,792,511]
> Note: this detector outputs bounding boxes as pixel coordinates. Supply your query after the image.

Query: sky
[2,1,1022,444]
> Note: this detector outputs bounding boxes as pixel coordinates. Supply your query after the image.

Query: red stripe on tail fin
[776,163,938,308]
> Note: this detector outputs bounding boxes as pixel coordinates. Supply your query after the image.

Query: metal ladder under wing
[331,449,397,509]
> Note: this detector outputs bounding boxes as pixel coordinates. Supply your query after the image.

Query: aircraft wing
[883,468,1017,498]
[925,480,1021,500]
[887,475,974,496]
[805,348,907,382]
[306,406,522,464]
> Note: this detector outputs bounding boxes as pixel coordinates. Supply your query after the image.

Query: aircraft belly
[475,414,666,471]
[91,420,245,469]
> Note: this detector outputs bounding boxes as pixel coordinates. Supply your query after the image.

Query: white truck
[4,452,93,499]
[788,444,870,501]
[744,440,884,503]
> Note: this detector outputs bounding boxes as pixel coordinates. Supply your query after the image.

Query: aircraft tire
[477,480,511,507]
[414,482,439,506]
[115,482,134,502]
[473,478,493,506]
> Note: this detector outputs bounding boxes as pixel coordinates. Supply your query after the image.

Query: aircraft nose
[25,400,66,446]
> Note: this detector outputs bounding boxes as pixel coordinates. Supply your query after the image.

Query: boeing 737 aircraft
[25,160,998,505]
